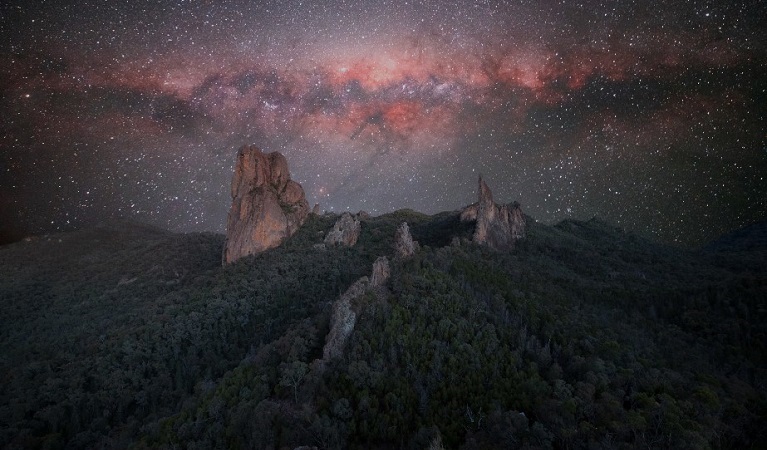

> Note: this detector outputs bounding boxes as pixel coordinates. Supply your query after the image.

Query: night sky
[1,0,765,246]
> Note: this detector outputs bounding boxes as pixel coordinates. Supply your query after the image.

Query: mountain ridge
[1,205,765,448]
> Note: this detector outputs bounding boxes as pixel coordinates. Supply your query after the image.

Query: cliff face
[461,176,526,250]
[222,145,310,265]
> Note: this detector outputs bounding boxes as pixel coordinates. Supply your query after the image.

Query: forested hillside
[0,214,764,449]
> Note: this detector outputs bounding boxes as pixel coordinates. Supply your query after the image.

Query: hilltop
[0,208,764,449]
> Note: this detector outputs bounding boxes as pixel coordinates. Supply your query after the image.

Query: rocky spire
[394,222,419,259]
[478,175,494,207]
[222,145,310,265]
[461,176,526,251]
[370,256,390,287]
[474,176,495,244]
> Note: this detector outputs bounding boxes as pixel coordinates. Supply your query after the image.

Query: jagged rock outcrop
[222,145,310,265]
[370,256,390,287]
[322,257,389,362]
[394,222,419,259]
[322,276,367,361]
[504,202,526,240]
[460,176,526,251]
[459,205,478,222]
[324,212,361,247]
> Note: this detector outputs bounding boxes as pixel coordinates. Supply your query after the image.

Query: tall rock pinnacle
[461,176,526,250]
[222,145,310,264]
[394,222,419,259]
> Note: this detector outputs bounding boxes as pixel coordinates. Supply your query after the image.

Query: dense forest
[0,212,765,449]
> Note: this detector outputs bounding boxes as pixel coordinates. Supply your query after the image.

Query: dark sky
[1,0,765,246]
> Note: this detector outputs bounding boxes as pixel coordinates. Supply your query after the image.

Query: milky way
[1,0,765,246]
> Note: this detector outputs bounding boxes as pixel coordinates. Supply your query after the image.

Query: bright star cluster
[1,0,765,245]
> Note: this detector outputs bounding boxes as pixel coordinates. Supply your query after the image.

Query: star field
[1,0,765,245]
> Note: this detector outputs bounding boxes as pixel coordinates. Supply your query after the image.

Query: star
[0,0,764,246]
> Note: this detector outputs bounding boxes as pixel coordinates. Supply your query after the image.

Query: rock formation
[222,145,310,265]
[322,277,367,361]
[394,222,419,259]
[460,176,526,251]
[322,257,389,362]
[324,212,361,247]
[370,256,390,287]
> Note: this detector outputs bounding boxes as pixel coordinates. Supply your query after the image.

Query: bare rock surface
[324,212,361,247]
[461,176,526,251]
[222,145,309,264]
[370,256,390,287]
[394,222,419,259]
[322,277,368,361]
[322,257,390,362]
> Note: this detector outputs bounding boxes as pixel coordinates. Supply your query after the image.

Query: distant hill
[702,220,767,274]
[0,213,764,449]
[704,220,767,253]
